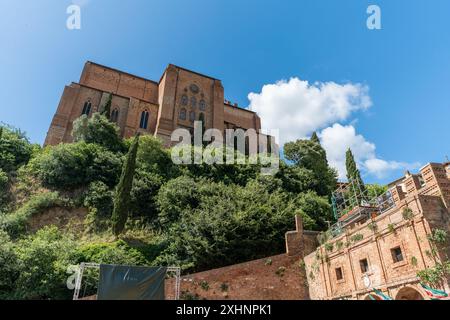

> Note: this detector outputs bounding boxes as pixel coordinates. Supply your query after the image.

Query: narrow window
[111,108,119,123]
[140,111,149,129]
[335,267,343,281]
[179,108,187,120]
[190,96,197,108]
[360,259,369,273]
[181,95,188,106]
[81,101,92,115]
[189,111,196,122]
[199,99,206,111]
[391,247,404,263]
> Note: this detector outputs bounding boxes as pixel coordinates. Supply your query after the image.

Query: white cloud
[319,124,420,180]
[248,77,420,181]
[364,159,421,179]
[319,124,374,179]
[248,77,372,145]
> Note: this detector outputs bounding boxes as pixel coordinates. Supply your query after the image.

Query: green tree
[136,135,180,179]
[0,169,9,210]
[310,131,320,144]
[294,191,332,230]
[30,142,122,190]
[14,227,78,300]
[84,181,114,217]
[72,113,125,152]
[112,134,140,236]
[100,93,112,119]
[0,231,19,298]
[284,139,337,197]
[367,183,388,199]
[130,170,164,221]
[156,175,200,227]
[345,148,367,204]
[155,178,302,272]
[0,124,36,174]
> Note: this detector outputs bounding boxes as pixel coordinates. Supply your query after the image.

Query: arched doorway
[364,294,382,300]
[395,286,425,300]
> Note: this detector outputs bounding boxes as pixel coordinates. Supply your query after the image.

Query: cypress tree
[310,131,320,144]
[0,127,3,140]
[111,134,140,235]
[345,148,367,204]
[101,93,112,119]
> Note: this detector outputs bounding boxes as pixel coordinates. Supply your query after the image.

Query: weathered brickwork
[304,162,450,300]
[165,215,319,300]
[45,62,262,147]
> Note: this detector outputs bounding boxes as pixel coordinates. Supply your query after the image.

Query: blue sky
[0,0,449,184]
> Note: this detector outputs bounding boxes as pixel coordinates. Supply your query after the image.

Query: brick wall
[165,254,309,300]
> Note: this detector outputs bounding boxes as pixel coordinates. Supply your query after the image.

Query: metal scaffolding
[330,179,395,238]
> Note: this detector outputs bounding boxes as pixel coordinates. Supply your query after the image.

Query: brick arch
[395,285,426,300]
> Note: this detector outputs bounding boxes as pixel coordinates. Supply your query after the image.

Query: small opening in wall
[335,267,343,281]
[360,259,369,273]
[391,246,404,263]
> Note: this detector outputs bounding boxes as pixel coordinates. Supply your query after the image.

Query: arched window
[179,108,187,120]
[111,108,119,123]
[81,100,92,115]
[139,110,149,129]
[181,95,188,106]
[190,96,197,108]
[199,99,206,111]
[189,111,196,122]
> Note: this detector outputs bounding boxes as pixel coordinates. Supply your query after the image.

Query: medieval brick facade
[45,61,262,147]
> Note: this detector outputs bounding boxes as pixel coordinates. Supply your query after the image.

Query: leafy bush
[84,181,113,217]
[335,240,344,251]
[0,231,20,299]
[0,124,37,174]
[427,228,448,244]
[350,234,364,243]
[220,283,229,292]
[388,223,396,233]
[0,192,70,238]
[156,176,200,227]
[324,242,334,252]
[367,222,378,232]
[76,240,148,266]
[366,184,388,199]
[14,227,78,300]
[72,113,126,153]
[30,142,122,190]
[402,207,414,221]
[417,261,450,287]
[155,178,301,272]
[294,191,331,231]
[130,170,164,221]
[0,169,9,210]
[136,135,180,179]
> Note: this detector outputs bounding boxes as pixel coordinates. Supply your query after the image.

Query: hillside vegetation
[0,115,338,299]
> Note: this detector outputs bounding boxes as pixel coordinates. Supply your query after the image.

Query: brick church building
[45,61,262,147]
